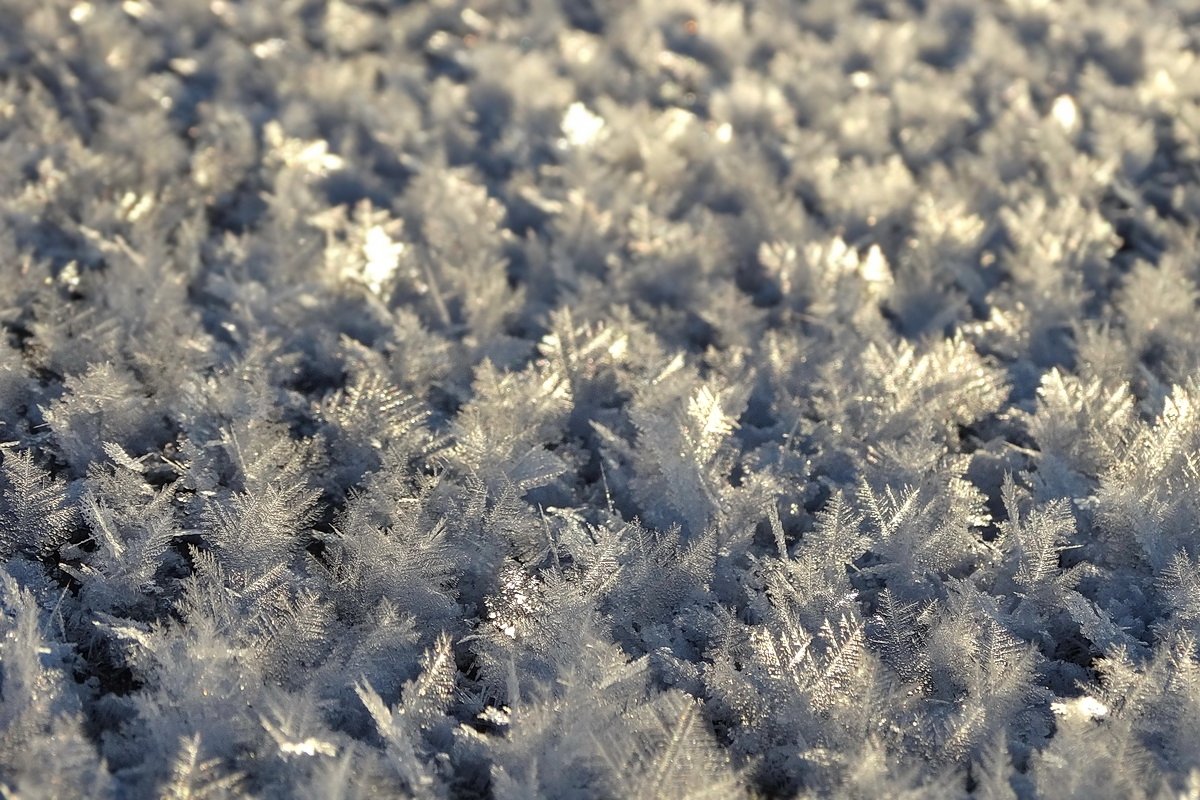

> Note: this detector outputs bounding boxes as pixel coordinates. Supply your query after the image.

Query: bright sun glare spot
[361,226,405,296]
[562,102,605,147]
[1051,95,1078,132]
[860,245,891,283]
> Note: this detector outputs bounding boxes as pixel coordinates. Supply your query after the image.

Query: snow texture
[1,0,1200,797]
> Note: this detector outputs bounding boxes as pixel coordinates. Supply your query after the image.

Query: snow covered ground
[2,0,1200,797]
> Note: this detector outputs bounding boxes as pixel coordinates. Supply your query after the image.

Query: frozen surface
[2,0,1200,797]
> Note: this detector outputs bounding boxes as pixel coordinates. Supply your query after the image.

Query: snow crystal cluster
[2,0,1200,797]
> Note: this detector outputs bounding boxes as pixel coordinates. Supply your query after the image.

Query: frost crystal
[361,226,406,296]
[561,102,606,147]
[1051,95,1080,132]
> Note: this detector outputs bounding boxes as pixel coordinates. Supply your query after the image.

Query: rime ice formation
[0,1,1199,798]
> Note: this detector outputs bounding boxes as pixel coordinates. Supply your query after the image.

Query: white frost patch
[850,71,873,89]
[252,38,287,59]
[265,121,345,175]
[277,738,338,757]
[860,244,892,284]
[121,0,150,19]
[1051,695,1109,721]
[1152,68,1177,97]
[1051,95,1079,132]
[659,108,696,142]
[360,225,405,296]
[689,385,737,446]
[562,102,605,147]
